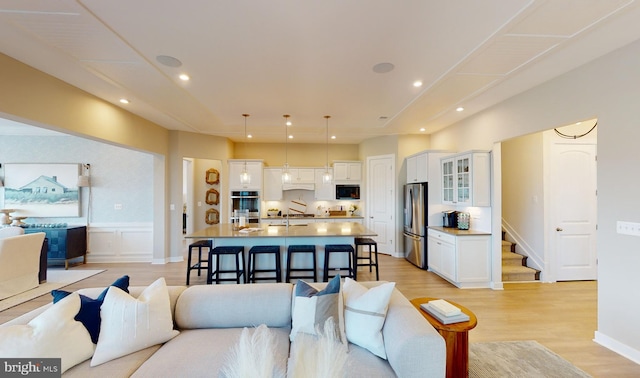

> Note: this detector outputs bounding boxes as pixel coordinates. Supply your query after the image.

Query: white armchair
[0,232,46,300]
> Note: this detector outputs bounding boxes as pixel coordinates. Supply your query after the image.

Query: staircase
[502,232,540,282]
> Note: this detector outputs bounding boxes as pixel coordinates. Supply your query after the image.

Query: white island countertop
[186,221,376,239]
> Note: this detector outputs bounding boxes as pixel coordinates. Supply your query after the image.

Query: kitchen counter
[428,226,491,236]
[260,215,364,220]
[185,222,376,281]
[186,221,374,239]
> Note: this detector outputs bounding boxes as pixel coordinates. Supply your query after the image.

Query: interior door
[551,143,597,281]
[366,154,395,255]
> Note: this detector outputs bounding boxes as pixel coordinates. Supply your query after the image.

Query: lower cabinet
[427,228,490,288]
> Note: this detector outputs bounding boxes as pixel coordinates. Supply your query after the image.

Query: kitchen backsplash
[263,189,362,216]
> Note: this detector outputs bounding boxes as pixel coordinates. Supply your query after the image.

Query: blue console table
[24,226,87,269]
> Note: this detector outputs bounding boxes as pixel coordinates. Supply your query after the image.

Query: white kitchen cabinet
[441,151,490,206]
[228,160,263,191]
[288,168,315,183]
[406,152,428,183]
[333,161,362,182]
[263,168,283,200]
[314,168,335,200]
[427,228,491,288]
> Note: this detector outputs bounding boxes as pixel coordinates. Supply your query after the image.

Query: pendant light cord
[324,115,330,169]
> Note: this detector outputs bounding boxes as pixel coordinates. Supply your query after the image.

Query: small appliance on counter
[442,210,458,228]
[457,212,470,230]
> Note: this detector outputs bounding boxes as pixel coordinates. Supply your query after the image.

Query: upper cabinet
[314,168,335,200]
[406,152,428,183]
[263,168,283,200]
[333,161,362,182]
[228,160,263,191]
[441,151,491,206]
[288,168,315,184]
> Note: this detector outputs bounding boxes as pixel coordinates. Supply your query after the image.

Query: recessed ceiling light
[179,74,190,81]
[331,135,336,139]
[419,128,425,132]
[288,135,293,139]
[372,62,394,74]
[456,107,464,112]
[156,55,182,67]
[119,98,129,104]
[247,134,252,138]
[413,81,423,87]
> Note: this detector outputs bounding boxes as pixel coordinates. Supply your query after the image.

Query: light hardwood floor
[1,252,639,377]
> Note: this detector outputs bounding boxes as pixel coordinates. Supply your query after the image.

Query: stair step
[502,252,525,266]
[501,240,516,252]
[502,265,540,282]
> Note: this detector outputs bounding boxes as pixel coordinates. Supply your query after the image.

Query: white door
[366,155,395,255]
[551,143,597,281]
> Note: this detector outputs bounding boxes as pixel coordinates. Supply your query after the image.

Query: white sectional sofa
[3,281,446,377]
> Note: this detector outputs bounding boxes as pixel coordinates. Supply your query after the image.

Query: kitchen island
[185,222,376,282]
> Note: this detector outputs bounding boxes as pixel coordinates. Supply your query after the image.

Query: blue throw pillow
[51,275,130,343]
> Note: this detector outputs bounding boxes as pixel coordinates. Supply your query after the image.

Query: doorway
[501,119,597,282]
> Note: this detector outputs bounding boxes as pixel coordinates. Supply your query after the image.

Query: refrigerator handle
[408,188,413,228]
[404,232,421,241]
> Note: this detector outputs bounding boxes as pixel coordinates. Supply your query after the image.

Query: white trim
[594,331,640,365]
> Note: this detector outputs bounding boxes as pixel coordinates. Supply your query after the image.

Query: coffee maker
[442,210,458,228]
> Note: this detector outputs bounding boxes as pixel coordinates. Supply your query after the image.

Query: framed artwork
[205,168,220,185]
[205,188,220,205]
[2,163,81,217]
[205,208,220,225]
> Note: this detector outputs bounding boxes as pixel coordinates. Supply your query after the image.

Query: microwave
[335,184,360,200]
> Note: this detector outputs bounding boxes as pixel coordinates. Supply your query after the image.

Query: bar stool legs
[323,244,355,281]
[354,238,379,281]
[207,246,245,284]
[186,240,211,285]
[286,245,317,283]
[248,245,282,283]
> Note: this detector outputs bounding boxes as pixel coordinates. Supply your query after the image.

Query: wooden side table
[411,297,477,378]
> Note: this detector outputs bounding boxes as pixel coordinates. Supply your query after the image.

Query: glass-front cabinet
[456,155,470,204]
[442,159,454,203]
[441,151,491,207]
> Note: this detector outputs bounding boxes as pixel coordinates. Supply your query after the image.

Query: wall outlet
[169,204,175,211]
[114,203,122,210]
[616,221,640,236]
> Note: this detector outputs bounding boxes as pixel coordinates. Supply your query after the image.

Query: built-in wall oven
[230,191,260,224]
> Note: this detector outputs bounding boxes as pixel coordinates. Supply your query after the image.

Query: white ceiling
[1,0,639,143]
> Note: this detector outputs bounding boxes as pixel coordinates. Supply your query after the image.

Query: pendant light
[239,114,251,185]
[322,115,332,184]
[282,114,292,184]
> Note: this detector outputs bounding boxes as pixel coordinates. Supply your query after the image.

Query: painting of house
[2,163,80,217]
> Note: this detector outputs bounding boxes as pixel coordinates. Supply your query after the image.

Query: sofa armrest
[382,290,446,378]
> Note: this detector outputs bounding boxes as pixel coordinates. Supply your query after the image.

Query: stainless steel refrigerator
[403,183,428,269]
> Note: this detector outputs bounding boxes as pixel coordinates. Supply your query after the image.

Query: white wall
[429,39,640,362]
[0,134,155,262]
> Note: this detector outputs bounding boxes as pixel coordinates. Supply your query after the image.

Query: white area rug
[0,269,104,312]
[470,340,592,378]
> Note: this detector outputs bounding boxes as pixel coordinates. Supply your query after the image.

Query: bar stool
[186,239,211,285]
[323,244,355,281]
[248,245,282,283]
[207,246,245,284]
[286,245,317,283]
[354,237,379,281]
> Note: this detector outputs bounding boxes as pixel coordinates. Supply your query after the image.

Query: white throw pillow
[91,277,179,366]
[343,278,395,359]
[290,275,346,345]
[0,293,95,373]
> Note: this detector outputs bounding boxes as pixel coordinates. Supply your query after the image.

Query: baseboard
[594,331,640,364]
